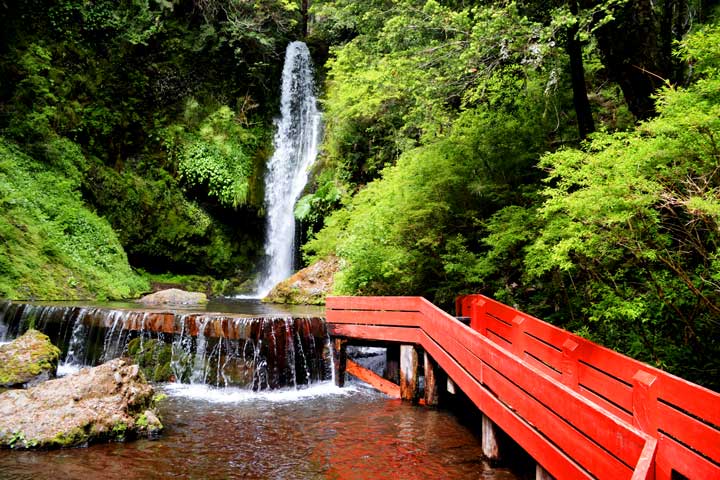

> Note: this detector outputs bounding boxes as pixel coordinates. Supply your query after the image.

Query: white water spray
[250,41,322,298]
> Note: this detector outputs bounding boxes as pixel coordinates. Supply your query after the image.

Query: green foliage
[462,28,720,387]
[0,138,148,300]
[0,0,298,287]
[174,104,258,208]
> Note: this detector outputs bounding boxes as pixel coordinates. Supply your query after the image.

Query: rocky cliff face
[0,358,163,449]
[0,330,60,389]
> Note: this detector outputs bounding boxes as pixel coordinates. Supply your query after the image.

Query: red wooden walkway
[326,295,720,480]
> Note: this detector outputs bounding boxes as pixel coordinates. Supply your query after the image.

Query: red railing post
[632,370,659,435]
[471,298,487,335]
[511,315,526,358]
[561,338,580,389]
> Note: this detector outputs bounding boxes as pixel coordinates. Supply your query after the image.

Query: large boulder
[0,358,163,449]
[264,256,340,305]
[138,288,207,306]
[0,329,60,389]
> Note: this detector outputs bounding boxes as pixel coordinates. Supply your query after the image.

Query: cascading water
[251,41,322,298]
[0,301,332,391]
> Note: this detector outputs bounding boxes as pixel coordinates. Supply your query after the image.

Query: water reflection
[0,383,517,479]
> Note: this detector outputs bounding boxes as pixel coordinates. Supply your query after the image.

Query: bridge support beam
[400,344,420,403]
[332,338,347,387]
[423,352,445,406]
[385,344,400,384]
[482,414,501,463]
[535,464,554,480]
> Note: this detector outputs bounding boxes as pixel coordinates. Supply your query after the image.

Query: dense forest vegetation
[0,0,718,388]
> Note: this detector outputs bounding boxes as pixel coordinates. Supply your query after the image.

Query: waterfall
[252,41,322,298]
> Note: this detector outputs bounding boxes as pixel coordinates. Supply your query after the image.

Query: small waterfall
[0,301,332,391]
[251,41,322,298]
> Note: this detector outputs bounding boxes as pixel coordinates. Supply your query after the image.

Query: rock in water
[264,256,340,305]
[0,329,60,389]
[138,288,207,306]
[0,358,163,449]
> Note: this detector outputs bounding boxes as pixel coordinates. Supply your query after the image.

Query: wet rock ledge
[0,358,163,449]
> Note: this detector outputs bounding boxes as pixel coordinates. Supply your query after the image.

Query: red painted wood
[420,333,593,479]
[346,359,400,398]
[577,362,634,412]
[655,434,720,480]
[327,296,422,312]
[326,310,422,327]
[631,437,657,480]
[481,363,634,479]
[657,401,720,464]
[658,374,720,429]
[327,294,720,480]
[578,385,634,424]
[421,306,647,469]
[326,324,420,344]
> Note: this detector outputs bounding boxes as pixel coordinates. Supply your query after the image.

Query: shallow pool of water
[0,382,517,480]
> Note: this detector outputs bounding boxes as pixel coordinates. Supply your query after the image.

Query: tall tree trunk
[567,0,595,139]
[591,0,664,120]
[301,0,309,38]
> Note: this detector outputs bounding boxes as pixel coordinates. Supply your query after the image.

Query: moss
[126,338,174,382]
[48,427,88,448]
[0,329,61,387]
[111,421,128,441]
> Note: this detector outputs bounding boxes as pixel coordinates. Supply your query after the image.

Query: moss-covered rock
[0,329,60,388]
[264,256,340,305]
[126,337,175,382]
[0,358,164,449]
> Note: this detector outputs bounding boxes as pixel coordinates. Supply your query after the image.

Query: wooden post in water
[400,344,419,403]
[423,351,442,406]
[385,344,400,384]
[332,338,347,387]
[482,414,501,463]
[536,464,554,480]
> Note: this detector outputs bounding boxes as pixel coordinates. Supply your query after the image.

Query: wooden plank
[419,332,592,480]
[657,401,720,464]
[522,333,564,372]
[423,352,440,406]
[658,374,720,430]
[400,344,420,402]
[326,296,423,312]
[655,434,720,480]
[483,299,519,324]
[631,437,657,480]
[419,307,645,472]
[577,362,634,413]
[346,359,400,398]
[326,324,421,344]
[578,385,634,424]
[477,339,646,468]
[481,365,634,479]
[326,309,422,327]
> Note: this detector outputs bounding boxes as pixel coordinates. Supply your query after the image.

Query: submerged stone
[0,358,163,449]
[0,329,60,389]
[138,288,208,306]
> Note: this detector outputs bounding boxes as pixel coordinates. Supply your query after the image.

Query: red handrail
[327,295,720,480]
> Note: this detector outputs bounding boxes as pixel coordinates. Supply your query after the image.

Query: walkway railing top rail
[326,295,720,480]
